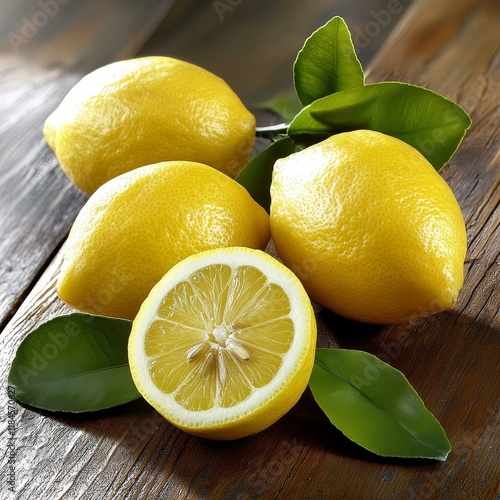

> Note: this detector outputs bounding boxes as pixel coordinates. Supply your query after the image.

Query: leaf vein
[314,359,447,456]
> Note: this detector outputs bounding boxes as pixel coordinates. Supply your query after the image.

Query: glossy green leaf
[287,106,333,146]
[8,313,141,412]
[309,348,451,460]
[236,136,295,213]
[289,82,472,171]
[293,16,364,106]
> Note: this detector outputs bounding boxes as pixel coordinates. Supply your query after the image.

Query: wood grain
[1,0,498,498]
[0,0,176,327]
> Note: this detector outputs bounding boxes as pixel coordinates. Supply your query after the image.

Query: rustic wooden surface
[1,0,499,498]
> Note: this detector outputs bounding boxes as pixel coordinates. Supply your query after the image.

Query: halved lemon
[128,247,317,440]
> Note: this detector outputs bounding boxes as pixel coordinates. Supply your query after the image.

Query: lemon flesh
[270,130,467,324]
[128,247,317,440]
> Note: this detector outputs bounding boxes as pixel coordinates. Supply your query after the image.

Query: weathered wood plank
[1,0,498,498]
[0,0,176,327]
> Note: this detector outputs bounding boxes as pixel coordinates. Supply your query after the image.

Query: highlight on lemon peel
[128,247,317,440]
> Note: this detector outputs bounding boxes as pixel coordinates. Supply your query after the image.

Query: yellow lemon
[44,56,255,194]
[270,130,467,324]
[57,161,270,320]
[128,247,317,440]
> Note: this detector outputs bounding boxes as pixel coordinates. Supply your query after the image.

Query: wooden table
[1,0,498,498]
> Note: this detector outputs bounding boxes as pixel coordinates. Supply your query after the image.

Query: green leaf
[8,313,141,412]
[236,136,295,213]
[309,348,451,460]
[293,16,364,106]
[289,82,472,171]
[287,107,333,146]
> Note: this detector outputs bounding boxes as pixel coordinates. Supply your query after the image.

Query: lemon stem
[255,123,289,140]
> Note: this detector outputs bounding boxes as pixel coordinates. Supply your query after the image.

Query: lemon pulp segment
[144,264,294,411]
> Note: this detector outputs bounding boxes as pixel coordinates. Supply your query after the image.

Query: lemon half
[128,247,317,440]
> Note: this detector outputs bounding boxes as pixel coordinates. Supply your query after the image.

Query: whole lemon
[44,56,256,194]
[57,161,270,320]
[270,130,467,324]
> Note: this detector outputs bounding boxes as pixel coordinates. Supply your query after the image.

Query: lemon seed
[227,342,251,362]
